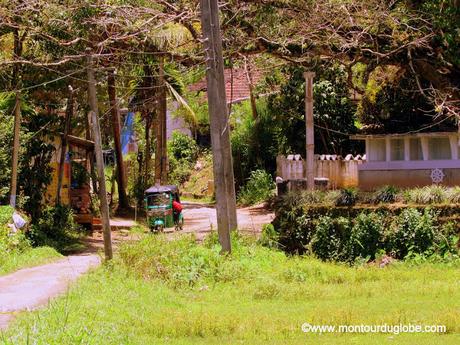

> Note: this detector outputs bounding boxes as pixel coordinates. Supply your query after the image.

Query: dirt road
[179,202,274,240]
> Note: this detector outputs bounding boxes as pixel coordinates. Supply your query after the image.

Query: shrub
[168,131,198,164]
[446,186,460,203]
[259,223,278,248]
[167,131,199,186]
[300,190,325,204]
[334,188,358,207]
[373,185,398,204]
[311,216,350,261]
[168,157,193,185]
[237,169,275,205]
[0,206,31,254]
[346,213,384,261]
[387,208,436,259]
[403,185,447,204]
[28,205,83,253]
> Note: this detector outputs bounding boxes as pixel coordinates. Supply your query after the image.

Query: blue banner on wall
[121,112,135,155]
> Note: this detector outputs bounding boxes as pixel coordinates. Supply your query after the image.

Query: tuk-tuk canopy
[145,185,178,195]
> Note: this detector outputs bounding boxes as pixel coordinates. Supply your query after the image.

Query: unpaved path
[0,254,100,330]
[177,202,274,240]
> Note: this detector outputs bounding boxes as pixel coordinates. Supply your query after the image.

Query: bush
[167,131,199,186]
[311,216,350,261]
[403,185,448,204]
[0,206,31,254]
[28,205,83,253]
[334,188,358,207]
[259,223,278,248]
[346,213,384,261]
[237,169,275,205]
[446,186,460,203]
[168,131,198,164]
[373,185,398,204]
[387,208,436,259]
[168,157,193,185]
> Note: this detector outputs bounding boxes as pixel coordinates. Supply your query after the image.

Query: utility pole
[86,49,113,261]
[155,57,168,185]
[56,86,75,206]
[9,30,23,208]
[10,92,21,208]
[107,68,129,210]
[201,0,238,253]
[304,72,315,191]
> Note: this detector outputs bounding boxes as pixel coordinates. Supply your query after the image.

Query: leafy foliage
[28,205,83,253]
[237,169,275,206]
[373,185,398,204]
[231,100,279,189]
[266,64,359,155]
[271,192,459,262]
[334,188,358,207]
[387,208,436,259]
[168,130,198,164]
[346,213,384,261]
[311,216,351,261]
[167,131,199,186]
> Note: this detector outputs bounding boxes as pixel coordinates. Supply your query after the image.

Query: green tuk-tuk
[145,185,184,232]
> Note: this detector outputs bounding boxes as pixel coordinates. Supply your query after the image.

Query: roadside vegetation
[271,187,460,260]
[2,234,459,344]
[0,206,61,276]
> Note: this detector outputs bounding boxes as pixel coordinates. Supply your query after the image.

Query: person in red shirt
[172,197,183,224]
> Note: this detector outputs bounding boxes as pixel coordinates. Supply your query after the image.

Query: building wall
[44,162,71,205]
[359,169,460,191]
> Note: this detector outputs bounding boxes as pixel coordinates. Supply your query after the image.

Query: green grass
[1,234,459,344]
[0,205,62,276]
[0,246,62,276]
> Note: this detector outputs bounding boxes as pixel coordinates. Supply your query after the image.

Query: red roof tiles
[189,67,263,104]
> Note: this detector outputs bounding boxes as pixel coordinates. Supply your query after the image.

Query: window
[429,137,451,160]
[368,139,386,162]
[390,139,404,161]
[410,138,423,160]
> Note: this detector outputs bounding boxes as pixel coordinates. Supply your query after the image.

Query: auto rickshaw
[144,185,184,232]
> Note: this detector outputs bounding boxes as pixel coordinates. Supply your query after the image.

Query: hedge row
[270,201,459,261]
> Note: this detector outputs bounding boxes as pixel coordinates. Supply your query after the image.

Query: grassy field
[1,234,459,344]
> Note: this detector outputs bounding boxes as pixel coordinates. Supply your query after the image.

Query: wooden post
[56,86,75,206]
[244,57,258,119]
[155,57,168,184]
[86,50,113,261]
[9,92,21,208]
[9,30,23,208]
[201,0,238,253]
[304,72,315,190]
[107,68,129,210]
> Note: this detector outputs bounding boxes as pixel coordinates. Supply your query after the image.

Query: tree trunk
[144,113,152,186]
[244,57,258,119]
[107,68,129,210]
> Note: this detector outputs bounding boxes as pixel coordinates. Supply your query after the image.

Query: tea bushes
[347,213,384,260]
[272,206,456,262]
[311,216,350,261]
[387,208,436,258]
